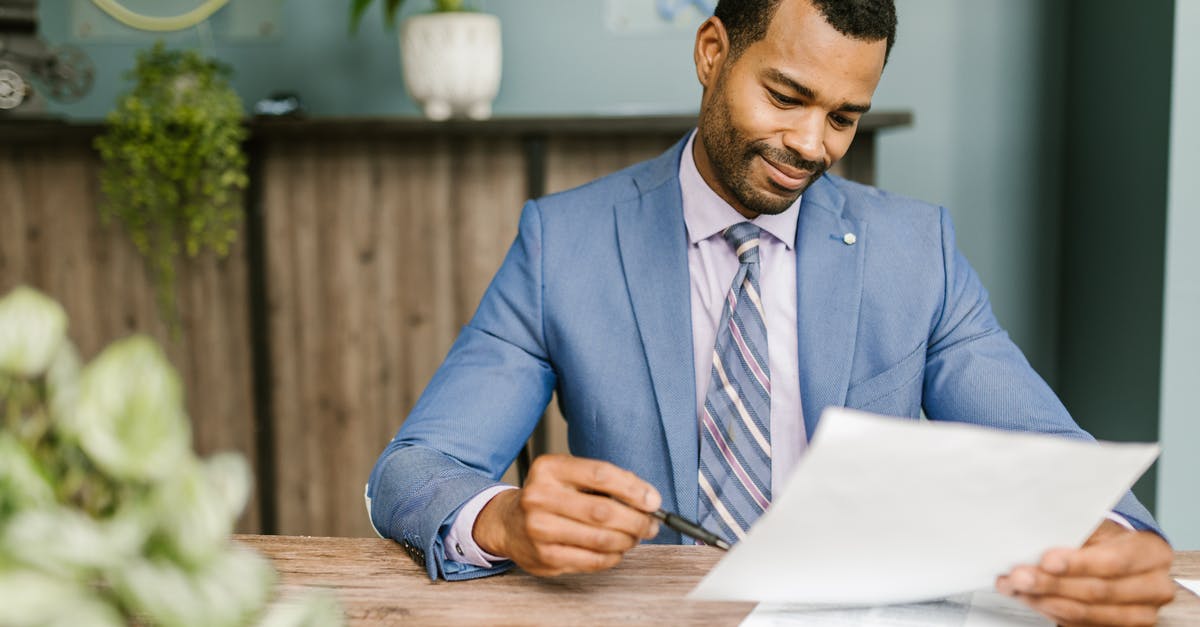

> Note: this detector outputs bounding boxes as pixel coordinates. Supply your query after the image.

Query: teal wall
[40,0,704,119]
[1056,0,1175,513]
[1157,0,1200,550]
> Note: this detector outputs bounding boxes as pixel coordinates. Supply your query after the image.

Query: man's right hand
[472,454,662,576]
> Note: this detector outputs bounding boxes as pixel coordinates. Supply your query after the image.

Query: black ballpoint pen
[650,509,731,551]
[588,490,730,550]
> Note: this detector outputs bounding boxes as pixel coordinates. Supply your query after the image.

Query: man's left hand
[996,520,1175,626]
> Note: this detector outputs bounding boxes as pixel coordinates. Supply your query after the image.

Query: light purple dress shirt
[443,131,809,566]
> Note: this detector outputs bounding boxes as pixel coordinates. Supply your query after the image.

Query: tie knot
[723,222,761,264]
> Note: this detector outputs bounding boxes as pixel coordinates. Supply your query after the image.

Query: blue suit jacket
[367,137,1159,580]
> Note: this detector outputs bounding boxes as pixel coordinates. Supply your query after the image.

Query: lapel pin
[842,232,857,246]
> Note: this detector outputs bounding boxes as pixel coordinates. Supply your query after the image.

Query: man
[367,0,1176,624]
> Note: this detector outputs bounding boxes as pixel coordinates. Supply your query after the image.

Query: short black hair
[713,0,897,62]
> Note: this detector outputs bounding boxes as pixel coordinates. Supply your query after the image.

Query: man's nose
[780,110,827,166]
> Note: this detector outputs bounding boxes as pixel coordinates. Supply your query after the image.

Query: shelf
[0,112,912,144]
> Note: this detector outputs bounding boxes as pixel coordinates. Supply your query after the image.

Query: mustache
[754,144,826,175]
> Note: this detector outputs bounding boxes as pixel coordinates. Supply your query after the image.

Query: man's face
[694,0,887,218]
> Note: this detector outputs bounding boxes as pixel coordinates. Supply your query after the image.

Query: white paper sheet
[689,408,1159,605]
[741,590,1050,626]
[1176,579,1200,597]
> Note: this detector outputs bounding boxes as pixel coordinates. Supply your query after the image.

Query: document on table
[741,589,1051,626]
[1177,579,1200,597]
[689,407,1159,605]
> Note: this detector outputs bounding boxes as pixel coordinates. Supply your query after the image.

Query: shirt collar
[678,130,800,250]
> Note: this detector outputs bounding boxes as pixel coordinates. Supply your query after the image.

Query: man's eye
[830,114,854,128]
[768,90,800,106]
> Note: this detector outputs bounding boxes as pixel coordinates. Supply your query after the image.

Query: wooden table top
[236,535,1200,626]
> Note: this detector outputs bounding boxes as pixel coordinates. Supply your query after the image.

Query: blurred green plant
[94,42,248,335]
[0,286,343,626]
[349,0,470,33]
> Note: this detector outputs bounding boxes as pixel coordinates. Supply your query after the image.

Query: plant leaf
[349,0,373,34]
[384,0,404,26]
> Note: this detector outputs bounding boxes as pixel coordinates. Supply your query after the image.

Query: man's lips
[759,155,813,191]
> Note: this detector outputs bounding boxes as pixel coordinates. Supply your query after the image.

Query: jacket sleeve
[920,206,1162,537]
[366,199,557,579]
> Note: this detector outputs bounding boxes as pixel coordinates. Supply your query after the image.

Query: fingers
[995,531,1176,627]
[540,455,662,513]
[1014,594,1163,627]
[520,485,659,542]
[523,508,651,554]
[524,455,660,539]
[998,566,1176,605]
[1038,532,1173,578]
[513,502,644,576]
[507,455,663,577]
[519,543,624,577]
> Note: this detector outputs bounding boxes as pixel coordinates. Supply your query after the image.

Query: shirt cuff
[443,485,518,568]
[1106,511,1136,532]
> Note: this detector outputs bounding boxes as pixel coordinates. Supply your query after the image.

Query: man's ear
[694,16,730,91]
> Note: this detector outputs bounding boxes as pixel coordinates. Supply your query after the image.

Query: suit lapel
[615,141,698,520]
[796,177,866,439]
[612,150,865,518]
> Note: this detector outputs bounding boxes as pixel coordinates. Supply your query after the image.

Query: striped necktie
[697,221,772,544]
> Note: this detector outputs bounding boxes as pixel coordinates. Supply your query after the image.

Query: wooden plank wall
[0,142,260,533]
[261,135,527,537]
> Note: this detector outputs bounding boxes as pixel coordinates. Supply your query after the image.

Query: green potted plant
[350,0,468,29]
[94,42,248,334]
[350,0,502,120]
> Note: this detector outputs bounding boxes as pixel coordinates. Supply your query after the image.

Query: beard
[697,85,828,216]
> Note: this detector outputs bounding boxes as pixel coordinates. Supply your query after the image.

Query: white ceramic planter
[400,12,502,121]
